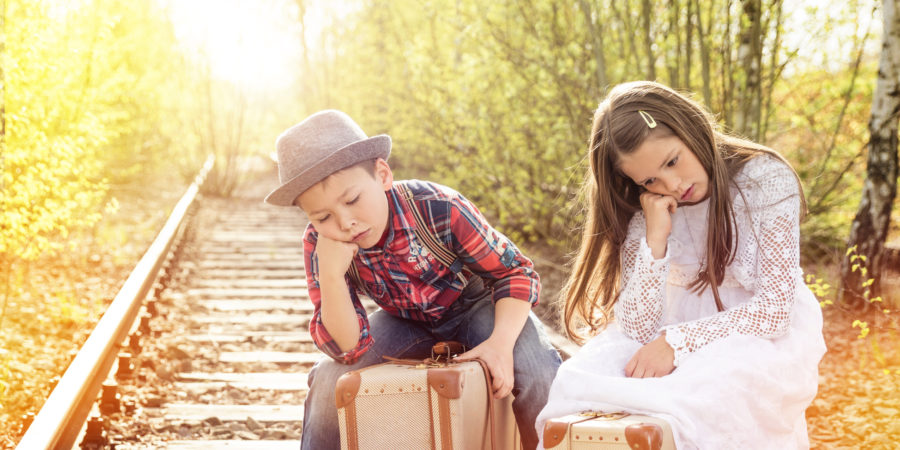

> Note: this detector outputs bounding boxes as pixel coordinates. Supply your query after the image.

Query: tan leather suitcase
[336,357,520,450]
[542,411,675,450]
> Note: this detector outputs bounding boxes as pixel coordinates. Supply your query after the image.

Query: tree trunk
[578,0,608,90]
[641,0,656,79]
[735,0,762,140]
[694,0,713,108]
[295,0,317,109]
[841,0,900,307]
[667,0,681,87]
[611,0,640,75]
[684,0,693,90]
[761,0,783,139]
[721,0,734,128]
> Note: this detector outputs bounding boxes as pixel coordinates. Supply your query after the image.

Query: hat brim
[264,135,391,206]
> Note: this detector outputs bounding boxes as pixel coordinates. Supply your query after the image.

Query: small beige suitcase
[543,411,675,450]
[336,356,520,450]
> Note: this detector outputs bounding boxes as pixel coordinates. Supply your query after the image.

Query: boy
[264,110,561,450]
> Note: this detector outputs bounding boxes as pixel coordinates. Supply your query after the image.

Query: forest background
[2,0,899,447]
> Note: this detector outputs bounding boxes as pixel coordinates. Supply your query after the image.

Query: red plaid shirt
[303,180,540,363]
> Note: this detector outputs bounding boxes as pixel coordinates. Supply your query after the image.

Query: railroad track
[17,160,578,449]
[107,191,317,448]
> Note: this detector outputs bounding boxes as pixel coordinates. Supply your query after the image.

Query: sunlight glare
[162,0,305,91]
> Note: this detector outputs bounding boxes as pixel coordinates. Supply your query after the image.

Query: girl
[536,81,826,449]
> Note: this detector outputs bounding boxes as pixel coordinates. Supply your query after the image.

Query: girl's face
[617,134,709,204]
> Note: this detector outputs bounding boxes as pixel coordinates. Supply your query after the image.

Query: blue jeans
[300,278,562,450]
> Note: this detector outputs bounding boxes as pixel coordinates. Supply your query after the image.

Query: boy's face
[296,159,394,249]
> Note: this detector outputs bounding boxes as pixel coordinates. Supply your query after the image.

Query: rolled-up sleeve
[303,225,373,364]
[446,196,540,305]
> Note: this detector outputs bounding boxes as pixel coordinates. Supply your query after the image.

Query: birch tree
[735,0,762,140]
[842,0,900,306]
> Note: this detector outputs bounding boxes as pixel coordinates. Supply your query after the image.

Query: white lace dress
[536,156,826,449]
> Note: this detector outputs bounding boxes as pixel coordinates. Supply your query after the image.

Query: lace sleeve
[664,158,801,366]
[614,212,671,344]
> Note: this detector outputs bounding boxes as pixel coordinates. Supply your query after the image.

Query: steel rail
[17,155,215,450]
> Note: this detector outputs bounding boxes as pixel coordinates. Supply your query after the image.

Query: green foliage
[301,0,882,257]
[1,0,193,264]
[3,1,107,261]
[0,1,231,437]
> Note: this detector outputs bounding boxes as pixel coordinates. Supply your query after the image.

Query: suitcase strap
[382,355,499,450]
[455,357,498,450]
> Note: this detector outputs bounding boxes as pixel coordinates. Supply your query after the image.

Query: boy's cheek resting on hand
[315,236,359,279]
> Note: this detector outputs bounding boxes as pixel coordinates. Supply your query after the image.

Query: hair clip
[638,110,657,129]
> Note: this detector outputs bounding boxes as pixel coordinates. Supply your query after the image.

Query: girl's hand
[316,236,359,281]
[624,333,675,378]
[457,338,515,399]
[639,191,677,259]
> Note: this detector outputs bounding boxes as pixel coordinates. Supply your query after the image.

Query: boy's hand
[315,236,359,280]
[624,333,675,378]
[639,191,677,259]
[457,337,515,399]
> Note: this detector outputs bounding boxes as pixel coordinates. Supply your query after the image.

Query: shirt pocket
[361,278,387,300]
[410,250,443,283]
[402,247,450,290]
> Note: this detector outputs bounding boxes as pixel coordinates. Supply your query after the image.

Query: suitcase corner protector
[335,370,362,407]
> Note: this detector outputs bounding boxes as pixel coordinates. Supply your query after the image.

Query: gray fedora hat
[264,110,391,206]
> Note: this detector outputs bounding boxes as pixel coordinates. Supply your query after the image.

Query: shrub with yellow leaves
[812,246,899,373]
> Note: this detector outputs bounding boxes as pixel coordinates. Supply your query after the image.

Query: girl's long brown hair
[562,81,806,343]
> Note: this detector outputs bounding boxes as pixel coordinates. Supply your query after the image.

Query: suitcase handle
[381,341,466,367]
[432,341,466,361]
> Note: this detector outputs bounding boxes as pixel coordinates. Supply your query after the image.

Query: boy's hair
[562,81,806,342]
[292,159,379,207]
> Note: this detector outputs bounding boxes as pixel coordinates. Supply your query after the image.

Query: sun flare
[162,0,305,91]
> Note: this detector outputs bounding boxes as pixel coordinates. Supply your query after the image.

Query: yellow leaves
[847,247,871,279]
[852,319,870,339]
[844,243,898,377]
[105,197,120,215]
[848,248,868,264]
[850,261,869,278]
[806,273,833,304]
[3,0,188,263]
